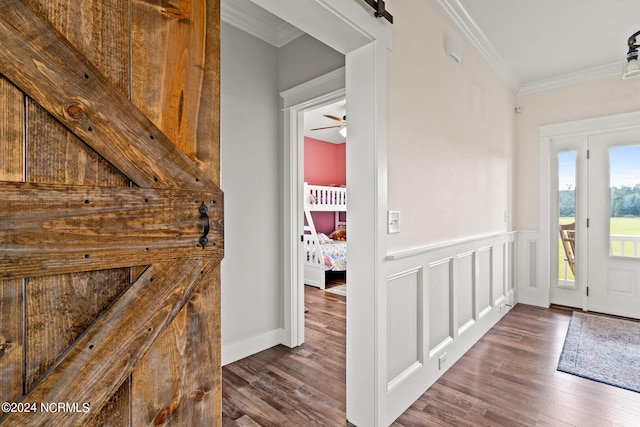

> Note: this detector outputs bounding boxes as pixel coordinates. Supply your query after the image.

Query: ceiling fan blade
[311,125,346,131]
[324,114,346,123]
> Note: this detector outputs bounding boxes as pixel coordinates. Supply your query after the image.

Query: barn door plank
[0,75,25,418]
[129,1,222,424]
[1,257,218,426]
[0,78,25,182]
[0,182,223,279]
[0,279,23,416]
[0,0,215,190]
[26,100,131,187]
[23,0,131,97]
[25,270,131,390]
[132,0,206,159]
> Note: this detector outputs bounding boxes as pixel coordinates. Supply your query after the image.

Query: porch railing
[559,234,640,283]
[610,234,640,257]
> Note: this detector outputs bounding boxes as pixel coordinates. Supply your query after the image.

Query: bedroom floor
[222,283,347,426]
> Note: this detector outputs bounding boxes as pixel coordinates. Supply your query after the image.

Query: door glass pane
[610,145,640,258]
[558,151,576,283]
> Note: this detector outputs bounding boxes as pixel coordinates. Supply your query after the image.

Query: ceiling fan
[310,114,346,131]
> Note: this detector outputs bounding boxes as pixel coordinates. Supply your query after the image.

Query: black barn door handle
[199,202,210,249]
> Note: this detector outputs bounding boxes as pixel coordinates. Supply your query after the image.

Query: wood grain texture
[15,5,136,426]
[0,77,25,182]
[85,378,131,427]
[0,280,24,417]
[2,257,218,426]
[24,0,131,96]
[0,0,216,190]
[132,0,206,158]
[0,76,25,414]
[0,182,223,279]
[0,1,222,425]
[130,1,222,425]
[26,100,129,186]
[25,270,131,390]
[195,0,221,182]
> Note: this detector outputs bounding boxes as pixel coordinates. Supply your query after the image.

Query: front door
[587,129,640,319]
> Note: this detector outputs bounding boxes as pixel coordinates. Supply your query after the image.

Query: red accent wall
[304,137,346,234]
[304,137,346,186]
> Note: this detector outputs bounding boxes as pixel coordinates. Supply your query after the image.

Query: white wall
[386,1,516,254]
[515,75,640,230]
[278,33,345,92]
[220,23,282,361]
[382,2,518,422]
[221,22,345,364]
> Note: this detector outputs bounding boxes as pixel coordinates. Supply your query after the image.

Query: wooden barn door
[0,0,222,426]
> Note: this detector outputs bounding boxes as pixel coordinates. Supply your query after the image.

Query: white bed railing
[305,183,346,211]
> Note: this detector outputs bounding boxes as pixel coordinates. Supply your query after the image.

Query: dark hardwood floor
[222,277,346,427]
[222,282,640,426]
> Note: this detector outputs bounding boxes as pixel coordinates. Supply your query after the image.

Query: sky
[609,145,640,188]
[558,145,640,190]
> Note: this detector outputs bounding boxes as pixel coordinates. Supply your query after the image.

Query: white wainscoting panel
[427,258,453,357]
[387,268,423,390]
[516,231,547,307]
[493,243,506,307]
[384,232,516,424]
[477,247,493,319]
[455,251,475,336]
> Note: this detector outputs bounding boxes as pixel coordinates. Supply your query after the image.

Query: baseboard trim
[222,328,286,366]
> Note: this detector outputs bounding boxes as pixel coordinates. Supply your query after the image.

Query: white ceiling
[442,0,640,92]
[222,0,640,98]
[304,99,347,144]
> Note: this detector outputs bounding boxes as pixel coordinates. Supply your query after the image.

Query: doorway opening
[301,97,348,325]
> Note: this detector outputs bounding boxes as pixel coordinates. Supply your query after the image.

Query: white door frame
[539,110,640,309]
[281,69,346,347]
[252,1,392,425]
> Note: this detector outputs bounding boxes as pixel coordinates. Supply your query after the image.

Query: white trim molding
[437,0,520,91]
[222,328,287,366]
[280,70,346,349]
[221,0,303,47]
[519,62,620,94]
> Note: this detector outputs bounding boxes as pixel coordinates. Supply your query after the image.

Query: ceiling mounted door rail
[362,0,393,24]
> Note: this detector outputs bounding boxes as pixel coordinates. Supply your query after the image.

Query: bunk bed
[303,183,347,289]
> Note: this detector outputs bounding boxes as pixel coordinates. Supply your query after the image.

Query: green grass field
[558,216,640,280]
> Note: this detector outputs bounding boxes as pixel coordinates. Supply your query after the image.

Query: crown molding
[518,62,620,94]
[438,0,624,95]
[438,0,521,91]
[221,0,303,48]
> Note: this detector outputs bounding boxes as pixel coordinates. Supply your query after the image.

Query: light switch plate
[388,211,400,234]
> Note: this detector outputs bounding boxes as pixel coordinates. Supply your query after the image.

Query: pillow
[329,229,346,241]
[317,233,333,244]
